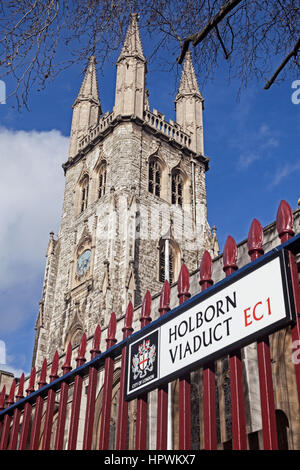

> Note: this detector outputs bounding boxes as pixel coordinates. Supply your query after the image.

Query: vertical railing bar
[229,352,247,449]
[29,359,48,450]
[248,218,278,450]
[178,264,191,450]
[18,368,36,450]
[67,335,87,450]
[99,313,117,450]
[82,325,101,450]
[0,413,10,450]
[276,201,300,419]
[54,342,73,450]
[156,281,170,450]
[7,374,24,450]
[116,303,134,450]
[223,236,247,450]
[41,351,59,450]
[0,380,16,450]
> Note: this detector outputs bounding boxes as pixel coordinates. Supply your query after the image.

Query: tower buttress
[175,52,204,155]
[69,56,102,159]
[114,13,147,119]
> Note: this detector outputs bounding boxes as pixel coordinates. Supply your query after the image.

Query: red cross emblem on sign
[137,340,150,371]
[139,354,148,371]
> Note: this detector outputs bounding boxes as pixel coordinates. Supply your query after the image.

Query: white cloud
[0,340,6,363]
[0,340,29,377]
[238,152,260,169]
[269,162,300,188]
[0,127,68,291]
[0,363,28,378]
[258,124,279,149]
[234,123,279,170]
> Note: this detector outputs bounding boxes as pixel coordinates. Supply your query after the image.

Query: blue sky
[0,26,299,376]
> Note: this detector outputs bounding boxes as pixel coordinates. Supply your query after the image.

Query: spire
[114,13,147,119]
[176,52,203,100]
[68,55,102,159]
[117,13,146,63]
[175,51,204,154]
[74,55,101,110]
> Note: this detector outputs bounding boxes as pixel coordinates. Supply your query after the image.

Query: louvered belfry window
[171,171,183,207]
[81,176,89,212]
[98,164,107,199]
[149,159,161,197]
[159,241,174,283]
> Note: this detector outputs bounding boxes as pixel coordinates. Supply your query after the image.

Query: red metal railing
[0,199,299,450]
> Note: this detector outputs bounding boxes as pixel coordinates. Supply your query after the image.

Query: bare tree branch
[264,36,300,89]
[177,0,244,63]
[0,0,299,107]
[215,24,230,59]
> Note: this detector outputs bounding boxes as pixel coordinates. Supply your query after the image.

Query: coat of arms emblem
[132,339,156,379]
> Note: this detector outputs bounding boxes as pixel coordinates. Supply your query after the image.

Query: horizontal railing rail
[2,233,299,418]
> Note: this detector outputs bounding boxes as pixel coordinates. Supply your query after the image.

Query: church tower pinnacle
[69,55,102,159]
[175,51,204,155]
[114,13,147,119]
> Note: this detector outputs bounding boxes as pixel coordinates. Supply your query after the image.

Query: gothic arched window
[171,170,183,207]
[148,159,161,197]
[81,175,89,212]
[71,328,84,347]
[98,163,107,199]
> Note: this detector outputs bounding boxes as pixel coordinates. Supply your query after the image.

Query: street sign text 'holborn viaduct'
[125,250,295,400]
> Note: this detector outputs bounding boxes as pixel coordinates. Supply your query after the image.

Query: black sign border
[125,249,295,401]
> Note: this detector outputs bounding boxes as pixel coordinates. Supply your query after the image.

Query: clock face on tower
[76,249,91,278]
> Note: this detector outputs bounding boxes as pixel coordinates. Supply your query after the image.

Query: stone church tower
[32,14,218,369]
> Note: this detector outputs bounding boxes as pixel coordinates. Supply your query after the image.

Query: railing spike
[199,250,213,287]
[159,280,170,316]
[78,333,87,355]
[140,291,152,327]
[91,325,101,358]
[76,334,87,366]
[6,379,16,408]
[223,235,238,274]
[141,290,152,318]
[16,373,25,401]
[26,367,36,395]
[248,218,264,258]
[107,313,117,347]
[276,200,294,241]
[178,264,191,304]
[178,263,190,295]
[38,358,48,389]
[63,341,73,373]
[50,351,59,381]
[123,302,134,334]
